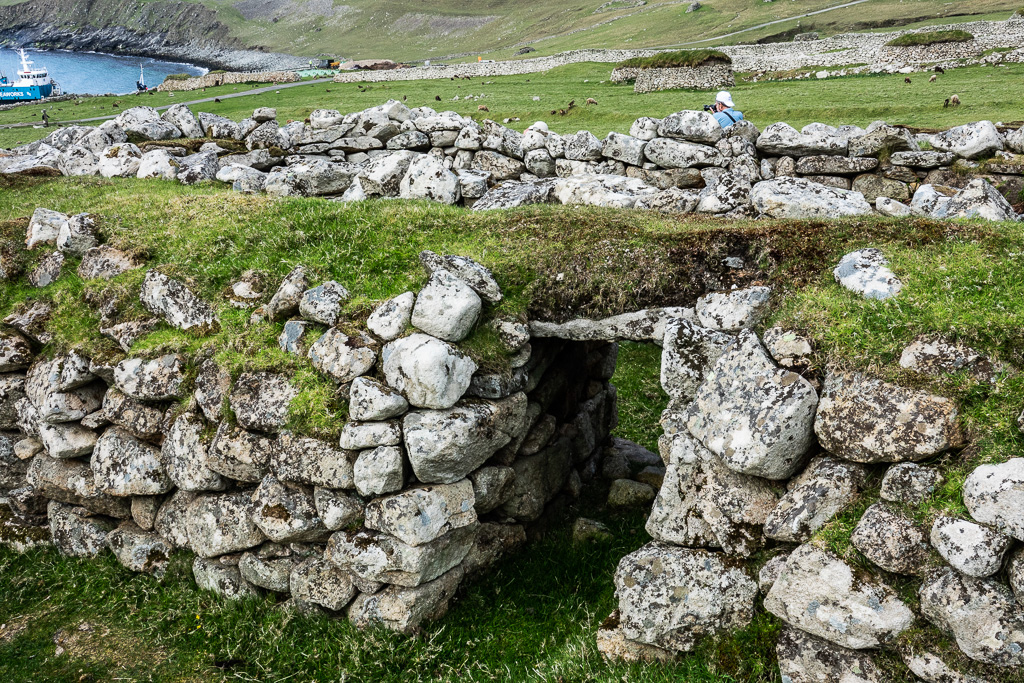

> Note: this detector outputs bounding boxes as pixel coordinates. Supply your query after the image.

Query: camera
[702,104,716,113]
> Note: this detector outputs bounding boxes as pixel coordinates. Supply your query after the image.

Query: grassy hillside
[3,61,1024,150]
[0,0,1019,63]
[1,175,1022,681]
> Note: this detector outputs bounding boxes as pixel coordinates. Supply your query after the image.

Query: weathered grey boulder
[471,150,525,181]
[646,429,778,556]
[207,422,276,482]
[659,318,734,402]
[353,445,405,497]
[750,177,872,218]
[113,354,184,401]
[252,475,327,543]
[197,112,242,139]
[239,548,297,593]
[657,110,723,144]
[161,412,224,492]
[832,248,902,300]
[338,421,401,450]
[940,178,1017,221]
[643,137,724,169]
[776,626,883,683]
[274,431,356,489]
[347,565,463,634]
[931,121,1004,160]
[919,567,1024,666]
[91,426,173,496]
[472,178,558,210]
[410,269,482,342]
[25,360,105,424]
[814,372,962,463]
[602,132,647,166]
[963,458,1024,541]
[880,462,944,505]
[26,208,68,250]
[299,281,349,326]
[403,393,527,483]
[327,524,476,587]
[161,103,203,138]
[902,651,989,683]
[530,307,692,342]
[308,328,379,384]
[193,557,258,599]
[265,159,358,197]
[266,266,309,322]
[875,196,915,217]
[695,286,769,333]
[931,516,1012,577]
[899,336,1003,383]
[381,333,477,410]
[359,150,418,196]
[230,371,298,433]
[140,270,218,333]
[28,453,130,518]
[889,150,956,168]
[186,491,266,557]
[764,457,863,543]
[399,154,461,204]
[764,544,914,649]
[0,332,33,371]
[176,151,218,185]
[55,213,98,255]
[795,155,878,175]
[756,122,848,156]
[27,249,64,287]
[614,543,756,652]
[48,500,115,557]
[366,291,415,340]
[847,123,916,158]
[553,174,657,208]
[38,421,97,459]
[850,502,931,574]
[685,330,817,480]
[77,245,143,281]
[911,183,957,217]
[314,487,364,530]
[349,377,409,421]
[107,522,171,577]
[363,479,476,546]
[630,116,661,141]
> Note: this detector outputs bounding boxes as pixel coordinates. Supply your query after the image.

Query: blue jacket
[714,108,744,129]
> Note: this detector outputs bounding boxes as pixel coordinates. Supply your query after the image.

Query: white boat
[0,49,61,101]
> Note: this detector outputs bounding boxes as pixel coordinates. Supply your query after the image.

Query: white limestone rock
[299,281,350,326]
[91,426,173,496]
[349,377,409,421]
[931,516,1012,578]
[139,270,218,333]
[410,269,482,342]
[308,328,379,384]
[695,286,770,333]
[113,353,185,401]
[931,120,1004,160]
[659,318,735,404]
[750,177,872,218]
[832,248,902,300]
[353,445,405,497]
[251,474,327,543]
[364,479,477,547]
[367,291,416,341]
[185,491,266,558]
[963,458,1024,541]
[764,457,863,543]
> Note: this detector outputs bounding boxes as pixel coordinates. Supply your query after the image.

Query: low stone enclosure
[609,63,735,93]
[2,100,1023,224]
[2,209,1024,679]
[157,70,300,93]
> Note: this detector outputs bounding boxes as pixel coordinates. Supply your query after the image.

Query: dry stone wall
[632,64,734,93]
[4,99,1021,224]
[0,238,620,630]
[158,70,299,93]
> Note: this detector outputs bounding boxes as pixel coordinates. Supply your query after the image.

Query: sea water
[0,48,206,96]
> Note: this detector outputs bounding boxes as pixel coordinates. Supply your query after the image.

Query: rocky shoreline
[0,26,305,72]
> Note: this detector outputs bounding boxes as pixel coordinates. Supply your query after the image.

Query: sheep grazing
[950,94,961,106]
[586,97,598,105]
[944,98,950,108]
[929,75,937,83]
[435,95,441,101]
[478,105,489,112]
[935,66,946,74]
[904,77,912,84]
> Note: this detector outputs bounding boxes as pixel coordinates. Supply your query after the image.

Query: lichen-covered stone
[763,457,862,543]
[850,502,930,575]
[685,330,817,480]
[299,281,350,325]
[776,626,883,683]
[113,354,185,401]
[107,522,171,577]
[366,292,415,341]
[763,544,914,649]
[327,523,476,587]
[353,445,405,497]
[290,555,356,611]
[308,328,379,384]
[251,475,328,543]
[403,393,527,484]
[659,318,734,402]
[349,377,409,421]
[962,457,1024,541]
[192,557,259,600]
[347,565,464,634]
[919,567,1024,667]
[273,431,356,489]
[266,266,309,322]
[230,371,298,433]
[382,333,477,410]
[814,372,962,463]
[695,287,770,333]
[207,422,276,482]
[185,491,266,557]
[363,480,476,547]
[314,487,364,530]
[614,543,756,652]
[48,500,115,557]
[833,249,902,300]
[410,269,482,343]
[91,426,173,496]
[139,270,218,333]
[930,516,1012,578]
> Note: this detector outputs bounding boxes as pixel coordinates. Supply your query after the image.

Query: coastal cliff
[0,0,305,71]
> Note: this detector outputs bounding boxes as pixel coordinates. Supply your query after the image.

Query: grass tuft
[885,29,974,47]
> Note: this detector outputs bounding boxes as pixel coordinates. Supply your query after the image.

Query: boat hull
[0,83,54,101]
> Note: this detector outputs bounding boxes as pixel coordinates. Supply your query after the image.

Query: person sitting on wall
[708,91,743,129]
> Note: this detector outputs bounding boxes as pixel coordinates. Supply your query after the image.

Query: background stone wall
[158,70,299,92]
[633,65,735,93]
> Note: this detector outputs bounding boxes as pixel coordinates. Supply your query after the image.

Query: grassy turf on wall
[884,29,975,46]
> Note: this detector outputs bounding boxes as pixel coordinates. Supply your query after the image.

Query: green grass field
[1,173,1023,680]
[3,61,1023,150]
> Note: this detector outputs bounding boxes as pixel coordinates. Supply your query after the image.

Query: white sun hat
[715,90,734,108]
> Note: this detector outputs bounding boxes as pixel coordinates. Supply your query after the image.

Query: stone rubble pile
[591,274,1024,680]
[2,101,1021,222]
[0,238,623,633]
